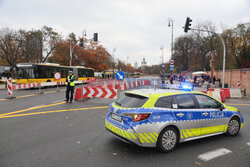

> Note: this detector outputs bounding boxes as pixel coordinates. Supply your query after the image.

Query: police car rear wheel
[157,127,178,152]
[227,118,240,136]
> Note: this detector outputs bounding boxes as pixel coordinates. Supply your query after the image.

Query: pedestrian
[193,75,197,85]
[170,75,173,84]
[213,75,216,84]
[65,71,75,103]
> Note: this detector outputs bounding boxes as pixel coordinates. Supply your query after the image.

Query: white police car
[105,89,244,152]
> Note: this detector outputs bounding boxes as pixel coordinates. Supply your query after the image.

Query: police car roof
[125,89,183,96]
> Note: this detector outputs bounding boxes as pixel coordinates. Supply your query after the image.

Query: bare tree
[0,28,24,66]
[40,26,61,63]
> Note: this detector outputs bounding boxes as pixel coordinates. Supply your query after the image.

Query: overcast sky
[0,0,249,66]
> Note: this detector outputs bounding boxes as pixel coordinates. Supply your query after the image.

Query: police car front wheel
[157,127,179,152]
[227,117,240,136]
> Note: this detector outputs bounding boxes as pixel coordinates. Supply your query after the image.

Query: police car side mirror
[220,104,225,111]
[172,104,178,109]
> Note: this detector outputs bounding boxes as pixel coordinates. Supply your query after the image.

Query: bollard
[5,79,16,99]
[38,83,44,94]
[56,82,59,92]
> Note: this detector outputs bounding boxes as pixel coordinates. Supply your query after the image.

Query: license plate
[111,113,122,122]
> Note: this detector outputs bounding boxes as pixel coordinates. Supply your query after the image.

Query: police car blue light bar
[162,83,193,91]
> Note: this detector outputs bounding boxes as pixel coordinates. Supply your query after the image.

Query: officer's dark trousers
[66,86,74,102]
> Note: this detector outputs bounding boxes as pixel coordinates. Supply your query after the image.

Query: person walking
[193,75,197,86]
[170,75,174,84]
[65,71,75,103]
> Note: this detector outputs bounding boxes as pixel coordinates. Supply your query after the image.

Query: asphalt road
[0,85,249,167]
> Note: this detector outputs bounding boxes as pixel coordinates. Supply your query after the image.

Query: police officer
[65,71,75,103]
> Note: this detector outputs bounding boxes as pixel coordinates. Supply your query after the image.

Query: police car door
[193,94,227,136]
[172,94,203,139]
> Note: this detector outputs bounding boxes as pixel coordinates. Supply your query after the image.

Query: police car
[105,89,244,152]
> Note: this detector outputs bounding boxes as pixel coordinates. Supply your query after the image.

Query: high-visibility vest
[66,75,75,86]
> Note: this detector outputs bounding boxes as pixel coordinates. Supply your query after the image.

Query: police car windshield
[115,93,148,108]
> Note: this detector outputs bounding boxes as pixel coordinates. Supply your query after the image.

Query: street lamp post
[81,30,87,66]
[190,28,226,88]
[168,18,174,59]
[160,46,164,64]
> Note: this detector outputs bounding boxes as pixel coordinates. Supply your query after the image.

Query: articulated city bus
[15,63,95,84]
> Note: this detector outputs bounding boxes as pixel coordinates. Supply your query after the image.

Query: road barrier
[82,86,117,99]
[221,88,231,98]
[229,88,241,98]
[6,79,15,98]
[13,83,40,90]
[75,78,153,101]
[204,87,242,102]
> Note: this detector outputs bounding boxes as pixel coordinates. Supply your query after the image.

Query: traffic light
[94,33,98,42]
[184,17,192,33]
[79,38,83,47]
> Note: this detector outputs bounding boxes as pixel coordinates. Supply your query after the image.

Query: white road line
[28,104,45,109]
[247,142,250,146]
[197,148,232,162]
[51,99,64,104]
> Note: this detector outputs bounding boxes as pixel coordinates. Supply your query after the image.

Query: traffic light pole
[190,28,226,88]
[69,41,79,66]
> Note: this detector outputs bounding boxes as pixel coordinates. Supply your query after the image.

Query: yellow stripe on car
[153,132,158,138]
[180,125,228,139]
[105,121,160,144]
[185,129,193,137]
[124,131,132,139]
[144,133,155,143]
[149,133,158,141]
[181,129,188,138]
[129,132,137,139]
[190,128,202,136]
[202,125,227,135]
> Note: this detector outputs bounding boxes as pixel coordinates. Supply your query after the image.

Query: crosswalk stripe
[198,148,232,161]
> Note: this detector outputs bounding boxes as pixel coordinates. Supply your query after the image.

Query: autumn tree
[84,40,111,71]
[50,34,111,71]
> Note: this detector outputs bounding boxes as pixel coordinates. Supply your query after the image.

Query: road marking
[225,103,250,106]
[16,94,37,99]
[0,106,108,119]
[44,91,57,94]
[0,101,66,117]
[0,89,65,101]
[51,99,64,104]
[197,148,232,161]
[28,104,45,109]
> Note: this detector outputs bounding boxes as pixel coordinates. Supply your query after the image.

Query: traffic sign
[162,63,165,68]
[54,72,61,80]
[170,65,174,71]
[169,59,175,65]
[115,71,125,81]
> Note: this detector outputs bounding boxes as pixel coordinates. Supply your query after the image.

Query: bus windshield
[16,68,35,79]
